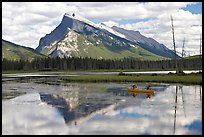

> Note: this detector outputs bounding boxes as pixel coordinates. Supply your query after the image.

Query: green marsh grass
[61,73,202,85]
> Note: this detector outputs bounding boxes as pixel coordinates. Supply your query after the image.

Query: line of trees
[2,56,202,71]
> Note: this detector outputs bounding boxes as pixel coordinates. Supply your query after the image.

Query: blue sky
[182,2,202,14]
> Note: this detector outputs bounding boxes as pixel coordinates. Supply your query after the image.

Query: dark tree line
[2,56,202,71]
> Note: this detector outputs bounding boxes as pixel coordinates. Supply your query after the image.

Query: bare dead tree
[200,34,202,71]
[182,38,185,58]
[171,15,178,74]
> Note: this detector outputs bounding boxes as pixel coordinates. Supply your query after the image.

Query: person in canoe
[132,84,137,90]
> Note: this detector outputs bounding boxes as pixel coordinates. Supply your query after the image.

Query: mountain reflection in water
[2,75,202,135]
[39,93,111,125]
[38,82,170,126]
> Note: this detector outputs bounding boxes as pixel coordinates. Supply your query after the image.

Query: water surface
[2,74,202,135]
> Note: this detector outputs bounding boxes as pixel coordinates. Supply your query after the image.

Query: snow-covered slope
[65,13,126,39]
[111,26,178,58]
[98,23,126,39]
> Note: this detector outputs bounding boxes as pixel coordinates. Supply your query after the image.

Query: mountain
[2,39,45,61]
[111,26,178,58]
[36,13,178,60]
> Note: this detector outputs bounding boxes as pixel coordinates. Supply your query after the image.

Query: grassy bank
[61,73,202,85]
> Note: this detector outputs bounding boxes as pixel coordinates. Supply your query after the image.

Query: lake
[2,73,202,135]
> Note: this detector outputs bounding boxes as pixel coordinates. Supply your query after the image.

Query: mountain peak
[63,13,96,27]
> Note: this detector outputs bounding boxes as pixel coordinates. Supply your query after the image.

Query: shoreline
[2,70,202,85]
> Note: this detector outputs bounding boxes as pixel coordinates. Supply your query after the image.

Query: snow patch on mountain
[43,42,58,55]
[129,44,137,48]
[99,23,126,39]
[83,40,93,46]
[50,30,80,58]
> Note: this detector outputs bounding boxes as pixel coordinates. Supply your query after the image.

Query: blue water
[184,120,202,132]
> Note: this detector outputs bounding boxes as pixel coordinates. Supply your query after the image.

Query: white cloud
[119,8,202,56]
[2,2,202,56]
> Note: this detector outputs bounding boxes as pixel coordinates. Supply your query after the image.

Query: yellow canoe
[128,88,154,96]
